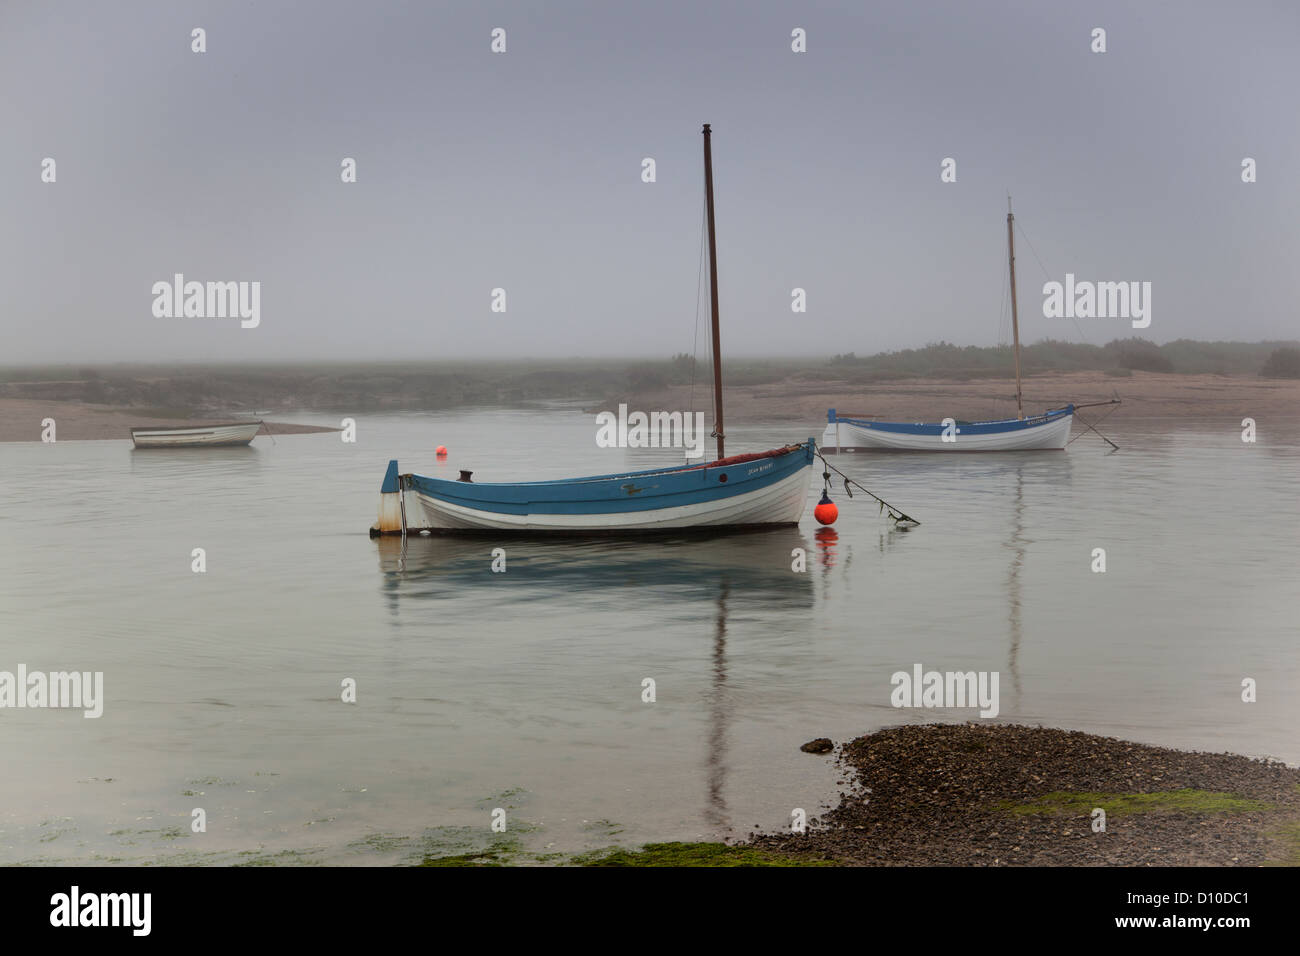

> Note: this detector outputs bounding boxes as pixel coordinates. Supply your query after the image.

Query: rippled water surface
[1,409,1297,864]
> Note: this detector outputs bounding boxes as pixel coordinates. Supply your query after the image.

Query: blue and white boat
[370,124,818,535]
[372,445,815,534]
[824,199,1079,453]
[822,405,1073,452]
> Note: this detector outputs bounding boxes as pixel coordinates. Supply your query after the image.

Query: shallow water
[1,407,1297,864]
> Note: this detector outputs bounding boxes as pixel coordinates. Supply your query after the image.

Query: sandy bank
[0,399,339,443]
[610,370,1300,426]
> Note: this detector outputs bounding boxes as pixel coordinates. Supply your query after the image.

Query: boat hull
[130,421,262,448]
[373,442,817,534]
[823,407,1073,452]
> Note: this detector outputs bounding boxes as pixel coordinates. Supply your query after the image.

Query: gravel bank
[750,724,1300,866]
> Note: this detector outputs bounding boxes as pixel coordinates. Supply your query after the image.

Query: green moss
[998,788,1272,817]
[347,832,410,854]
[1265,822,1300,867]
[475,786,528,810]
[420,835,522,867]
[230,848,326,867]
[420,848,513,867]
[581,818,625,837]
[579,841,835,867]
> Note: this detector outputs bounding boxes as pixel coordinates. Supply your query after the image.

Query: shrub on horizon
[1260,347,1300,379]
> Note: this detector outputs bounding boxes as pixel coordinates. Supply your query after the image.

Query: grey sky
[2,0,1296,363]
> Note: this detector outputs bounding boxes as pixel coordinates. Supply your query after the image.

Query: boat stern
[822,410,840,453]
[371,459,405,536]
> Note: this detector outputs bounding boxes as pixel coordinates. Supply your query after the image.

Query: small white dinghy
[130,421,263,448]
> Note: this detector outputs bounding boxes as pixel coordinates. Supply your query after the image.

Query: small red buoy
[813,490,838,526]
[436,445,448,457]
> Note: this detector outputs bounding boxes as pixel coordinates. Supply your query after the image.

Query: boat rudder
[375,459,405,534]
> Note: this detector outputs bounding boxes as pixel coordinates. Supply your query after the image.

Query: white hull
[402,462,815,532]
[131,422,262,448]
[822,414,1072,452]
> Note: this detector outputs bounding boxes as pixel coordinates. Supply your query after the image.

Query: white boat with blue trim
[371,124,818,536]
[824,199,1081,453]
[822,405,1073,452]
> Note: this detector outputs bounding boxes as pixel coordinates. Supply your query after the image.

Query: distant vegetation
[1260,346,1300,379]
[827,337,1298,382]
[1,339,1295,414]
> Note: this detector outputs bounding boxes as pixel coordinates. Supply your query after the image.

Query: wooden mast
[1006,196,1024,419]
[703,123,725,460]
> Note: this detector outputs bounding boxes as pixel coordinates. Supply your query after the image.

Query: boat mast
[1006,196,1024,419]
[703,123,725,460]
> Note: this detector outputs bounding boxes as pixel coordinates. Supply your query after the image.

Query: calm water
[1,408,1297,864]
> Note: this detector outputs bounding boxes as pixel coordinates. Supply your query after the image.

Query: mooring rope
[1067,399,1122,449]
[814,450,921,526]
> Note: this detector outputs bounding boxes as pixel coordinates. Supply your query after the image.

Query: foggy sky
[2,0,1297,363]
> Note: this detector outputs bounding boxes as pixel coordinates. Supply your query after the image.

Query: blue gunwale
[399,441,816,516]
[828,405,1072,436]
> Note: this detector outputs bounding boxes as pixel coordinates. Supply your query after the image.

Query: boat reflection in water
[704,579,731,828]
[127,443,261,479]
[374,529,813,832]
[1005,463,1028,701]
[374,529,814,615]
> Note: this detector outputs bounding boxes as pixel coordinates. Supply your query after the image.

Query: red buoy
[436,445,448,457]
[813,490,838,526]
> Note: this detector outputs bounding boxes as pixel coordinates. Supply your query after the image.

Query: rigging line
[1015,218,1054,284]
[688,187,707,428]
[995,239,1009,419]
[997,244,1009,345]
[816,451,921,526]
[1016,219,1093,348]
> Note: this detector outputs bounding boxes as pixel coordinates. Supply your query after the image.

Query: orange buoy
[435,445,448,457]
[813,491,838,526]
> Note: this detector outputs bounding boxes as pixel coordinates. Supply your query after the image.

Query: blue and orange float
[813,490,838,525]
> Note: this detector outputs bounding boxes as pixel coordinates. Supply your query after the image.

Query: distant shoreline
[0,399,338,443]
[2,369,1298,442]
[613,369,1300,427]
